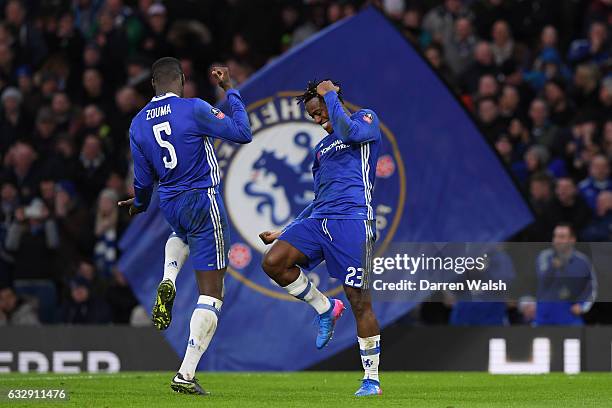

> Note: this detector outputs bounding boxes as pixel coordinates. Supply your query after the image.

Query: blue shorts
[279,218,376,288]
[159,189,229,271]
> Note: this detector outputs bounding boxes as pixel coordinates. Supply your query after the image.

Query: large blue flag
[119,7,533,371]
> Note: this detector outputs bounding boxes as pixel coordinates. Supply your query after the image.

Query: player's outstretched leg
[152,233,189,330]
[345,285,382,397]
[171,268,224,395]
[262,240,345,349]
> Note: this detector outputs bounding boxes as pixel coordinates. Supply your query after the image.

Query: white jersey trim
[151,92,179,102]
[360,144,374,220]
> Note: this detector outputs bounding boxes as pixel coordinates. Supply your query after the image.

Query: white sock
[358,335,380,382]
[163,234,189,286]
[178,295,222,380]
[282,271,331,314]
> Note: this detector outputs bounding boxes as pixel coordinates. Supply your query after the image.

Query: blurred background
[0,0,611,373]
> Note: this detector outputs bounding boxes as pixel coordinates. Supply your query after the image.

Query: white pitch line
[0,374,155,382]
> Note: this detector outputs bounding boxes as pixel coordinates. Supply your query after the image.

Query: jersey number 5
[152,121,177,169]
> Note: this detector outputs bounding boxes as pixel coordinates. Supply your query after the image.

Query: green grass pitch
[1,372,611,407]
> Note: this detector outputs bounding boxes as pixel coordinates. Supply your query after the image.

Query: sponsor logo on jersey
[363,112,373,124]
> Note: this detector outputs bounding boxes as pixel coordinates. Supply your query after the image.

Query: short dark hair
[530,171,553,185]
[296,79,343,105]
[555,222,576,237]
[152,57,183,87]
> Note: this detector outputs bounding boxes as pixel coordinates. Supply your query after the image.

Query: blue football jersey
[129,90,251,209]
[307,91,381,220]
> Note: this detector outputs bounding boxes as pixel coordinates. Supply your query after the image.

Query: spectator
[141,3,172,61]
[15,65,40,117]
[494,135,513,165]
[80,68,110,112]
[4,0,48,68]
[562,116,600,181]
[571,63,601,113]
[401,8,431,49]
[422,0,473,45]
[595,76,612,123]
[93,7,128,86]
[50,12,85,87]
[535,223,596,326]
[0,284,40,325]
[498,85,521,125]
[4,198,60,280]
[581,191,612,241]
[443,17,478,76]
[109,86,138,156]
[506,117,531,162]
[476,96,504,140]
[602,120,612,158]
[54,181,95,266]
[72,0,103,37]
[0,181,18,281]
[62,275,111,324]
[50,92,81,137]
[472,0,515,38]
[291,4,326,46]
[93,188,123,278]
[490,20,515,68]
[578,154,612,210]
[525,172,555,241]
[3,142,40,202]
[477,74,499,99]
[1,87,32,151]
[460,41,499,94]
[75,134,110,206]
[512,145,566,186]
[31,107,58,157]
[524,26,572,92]
[528,99,558,150]
[106,269,138,324]
[80,105,112,153]
[423,44,454,85]
[567,21,610,66]
[547,177,592,232]
[543,79,575,127]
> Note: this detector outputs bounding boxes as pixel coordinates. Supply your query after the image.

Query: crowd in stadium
[0,0,610,326]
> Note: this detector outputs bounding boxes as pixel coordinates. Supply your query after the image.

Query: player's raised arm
[193,67,252,144]
[317,81,379,144]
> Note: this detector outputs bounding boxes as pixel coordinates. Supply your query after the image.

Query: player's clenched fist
[316,80,339,96]
[211,66,233,91]
[259,230,281,245]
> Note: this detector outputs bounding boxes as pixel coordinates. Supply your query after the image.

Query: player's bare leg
[261,240,305,286]
[172,268,225,395]
[344,285,382,396]
[153,233,189,330]
[261,239,344,348]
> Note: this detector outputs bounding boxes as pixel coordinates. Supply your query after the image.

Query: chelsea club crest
[215,92,406,300]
